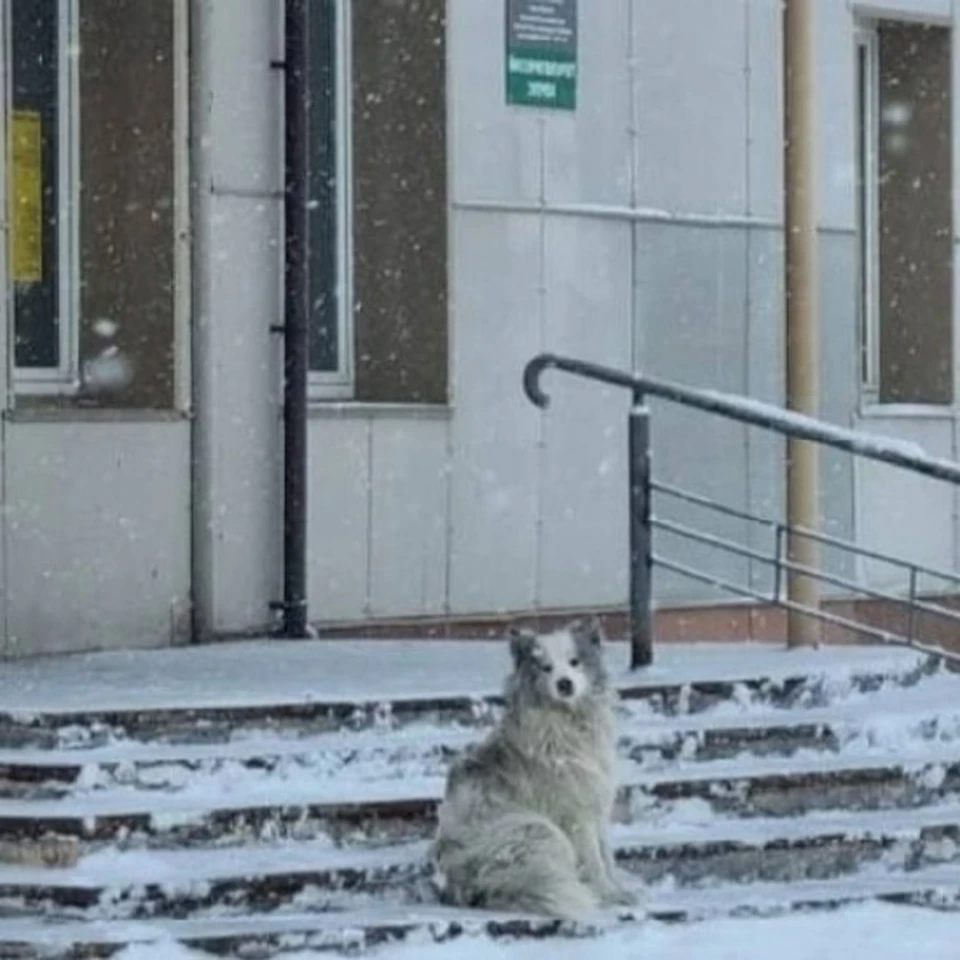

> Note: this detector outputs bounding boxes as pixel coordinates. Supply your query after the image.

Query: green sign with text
[506,0,577,110]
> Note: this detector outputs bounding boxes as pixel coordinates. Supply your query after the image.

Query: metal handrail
[522,353,960,668]
[654,553,957,665]
[652,480,780,528]
[654,480,960,586]
[655,510,960,627]
[525,354,960,483]
[651,480,960,667]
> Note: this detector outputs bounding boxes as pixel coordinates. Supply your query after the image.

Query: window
[308,0,449,405]
[307,0,351,394]
[856,28,879,395]
[7,1,178,408]
[856,20,953,406]
[10,0,78,390]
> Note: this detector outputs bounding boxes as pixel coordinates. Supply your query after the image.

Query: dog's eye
[569,658,580,668]
[540,662,553,673]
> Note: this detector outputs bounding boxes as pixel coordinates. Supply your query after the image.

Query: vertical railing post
[629,393,653,669]
[906,566,919,645]
[773,523,786,603]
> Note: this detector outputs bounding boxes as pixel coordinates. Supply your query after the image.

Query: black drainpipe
[276,0,310,637]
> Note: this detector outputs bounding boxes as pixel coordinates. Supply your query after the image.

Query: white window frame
[309,0,354,401]
[8,0,80,394]
[856,24,881,402]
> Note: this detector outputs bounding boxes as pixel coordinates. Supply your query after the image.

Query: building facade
[0,0,957,657]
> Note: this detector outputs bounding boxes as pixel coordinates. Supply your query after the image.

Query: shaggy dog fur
[431,618,638,922]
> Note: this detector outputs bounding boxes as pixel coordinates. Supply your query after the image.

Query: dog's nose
[556,677,574,697]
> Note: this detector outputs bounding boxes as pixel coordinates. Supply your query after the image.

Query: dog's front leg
[571,823,638,908]
[596,828,639,907]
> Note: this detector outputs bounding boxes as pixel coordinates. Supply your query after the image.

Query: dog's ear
[507,626,537,666]
[573,615,605,648]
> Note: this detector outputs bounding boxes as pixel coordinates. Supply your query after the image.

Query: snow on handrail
[524,353,960,486]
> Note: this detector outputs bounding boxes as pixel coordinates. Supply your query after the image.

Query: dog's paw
[600,884,642,909]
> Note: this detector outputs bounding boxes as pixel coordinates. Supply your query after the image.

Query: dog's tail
[433,811,597,922]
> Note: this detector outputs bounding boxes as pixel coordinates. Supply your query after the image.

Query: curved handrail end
[523,353,558,408]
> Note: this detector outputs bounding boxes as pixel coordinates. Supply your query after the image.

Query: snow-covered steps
[3,863,960,958]
[0,642,936,750]
[3,738,960,850]
[630,668,960,761]
[631,740,960,817]
[0,902,631,958]
[6,804,960,919]
[622,801,960,885]
[3,661,959,808]
[0,638,958,955]
[0,725,471,800]
[0,839,435,914]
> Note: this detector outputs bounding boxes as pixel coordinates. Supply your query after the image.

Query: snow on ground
[321,905,960,959]
[0,639,926,716]
[113,944,207,960]
[109,904,960,960]
[379,906,960,960]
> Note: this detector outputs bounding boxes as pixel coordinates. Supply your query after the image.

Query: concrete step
[2,738,960,852]
[621,801,960,886]
[4,804,960,918]
[2,863,960,958]
[3,670,958,805]
[630,743,960,817]
[0,644,936,750]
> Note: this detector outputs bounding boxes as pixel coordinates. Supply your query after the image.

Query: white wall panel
[368,418,449,618]
[199,0,282,193]
[5,421,191,656]
[448,0,543,203]
[190,0,284,637]
[307,417,370,622]
[632,0,748,215]
[817,0,856,231]
[635,224,751,605]
[538,218,632,609]
[818,234,859,575]
[747,0,783,220]
[544,0,631,207]
[194,192,283,635]
[745,228,786,593]
[853,418,956,593]
[448,212,541,613]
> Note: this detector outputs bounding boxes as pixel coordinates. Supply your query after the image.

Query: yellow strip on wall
[10,109,43,284]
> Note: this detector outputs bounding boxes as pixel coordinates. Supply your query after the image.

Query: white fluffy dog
[431,618,638,921]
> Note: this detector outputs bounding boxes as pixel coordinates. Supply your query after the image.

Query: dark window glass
[77,0,176,409]
[877,21,953,404]
[11,1,60,369]
[308,1,339,374]
[856,40,872,389]
[351,0,448,404]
